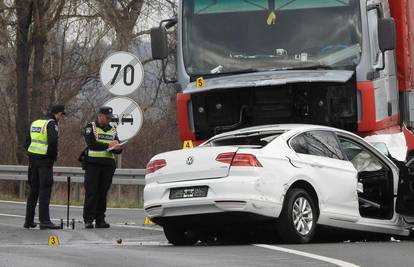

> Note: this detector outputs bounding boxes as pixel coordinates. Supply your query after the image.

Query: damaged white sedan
[144,124,414,245]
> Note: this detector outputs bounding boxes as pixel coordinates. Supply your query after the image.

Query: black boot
[84,221,94,229]
[23,221,37,229]
[95,220,110,228]
[39,221,60,230]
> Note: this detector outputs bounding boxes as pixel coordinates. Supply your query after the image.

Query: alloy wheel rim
[292,197,313,236]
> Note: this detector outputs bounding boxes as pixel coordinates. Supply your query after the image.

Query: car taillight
[146,159,167,174]
[215,152,236,164]
[232,154,263,167]
[216,153,262,167]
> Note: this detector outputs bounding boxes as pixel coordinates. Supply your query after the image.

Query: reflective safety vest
[27,119,53,155]
[87,122,116,160]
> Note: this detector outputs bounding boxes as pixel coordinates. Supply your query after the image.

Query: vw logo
[186,156,194,165]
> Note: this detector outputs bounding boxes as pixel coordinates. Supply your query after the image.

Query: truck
[150,0,414,156]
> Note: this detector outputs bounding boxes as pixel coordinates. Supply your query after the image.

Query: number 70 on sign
[100,51,144,96]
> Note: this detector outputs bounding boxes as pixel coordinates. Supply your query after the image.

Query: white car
[144,124,414,245]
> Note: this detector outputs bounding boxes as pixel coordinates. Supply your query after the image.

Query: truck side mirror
[151,26,168,60]
[378,18,396,52]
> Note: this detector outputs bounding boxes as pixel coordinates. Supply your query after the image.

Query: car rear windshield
[204,131,284,147]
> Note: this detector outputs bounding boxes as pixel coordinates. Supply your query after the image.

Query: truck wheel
[163,226,198,246]
[277,188,317,244]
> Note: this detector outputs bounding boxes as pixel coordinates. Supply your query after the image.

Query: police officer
[82,106,123,229]
[24,105,65,229]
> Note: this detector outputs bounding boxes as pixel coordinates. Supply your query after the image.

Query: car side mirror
[151,26,168,60]
[378,18,396,52]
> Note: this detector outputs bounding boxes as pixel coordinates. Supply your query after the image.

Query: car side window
[339,138,384,172]
[290,131,344,160]
[290,134,308,154]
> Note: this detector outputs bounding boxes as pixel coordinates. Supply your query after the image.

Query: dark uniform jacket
[83,120,122,167]
[24,114,59,166]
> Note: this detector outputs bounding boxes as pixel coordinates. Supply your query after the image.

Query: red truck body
[390,0,414,93]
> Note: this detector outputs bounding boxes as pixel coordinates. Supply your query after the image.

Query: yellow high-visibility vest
[87,122,116,160]
[27,119,53,155]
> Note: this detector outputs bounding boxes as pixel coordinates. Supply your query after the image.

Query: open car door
[395,159,414,218]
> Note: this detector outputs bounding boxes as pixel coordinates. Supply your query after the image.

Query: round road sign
[100,51,144,96]
[104,97,143,141]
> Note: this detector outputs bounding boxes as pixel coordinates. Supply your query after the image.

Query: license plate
[169,186,208,199]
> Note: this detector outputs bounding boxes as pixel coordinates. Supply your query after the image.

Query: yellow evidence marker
[48,235,60,247]
[144,217,153,225]
[196,77,206,88]
[267,11,277,25]
[182,140,194,149]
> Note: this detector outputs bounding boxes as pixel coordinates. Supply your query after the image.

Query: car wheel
[163,226,199,246]
[277,188,317,244]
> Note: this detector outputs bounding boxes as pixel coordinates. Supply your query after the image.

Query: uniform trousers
[25,159,54,223]
[83,163,115,223]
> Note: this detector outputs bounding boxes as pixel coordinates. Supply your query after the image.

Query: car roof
[211,124,347,139]
[202,124,400,171]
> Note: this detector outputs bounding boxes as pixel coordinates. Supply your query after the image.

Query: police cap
[50,104,66,115]
[99,106,113,118]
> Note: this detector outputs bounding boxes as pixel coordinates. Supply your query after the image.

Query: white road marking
[254,244,360,267]
[0,213,24,218]
[0,213,61,222]
[0,213,162,232]
[0,200,143,210]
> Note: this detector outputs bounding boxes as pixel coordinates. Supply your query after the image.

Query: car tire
[277,188,317,244]
[163,226,198,246]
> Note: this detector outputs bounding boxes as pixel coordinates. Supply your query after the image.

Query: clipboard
[106,140,128,152]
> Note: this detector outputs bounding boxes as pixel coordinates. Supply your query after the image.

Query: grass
[0,194,143,209]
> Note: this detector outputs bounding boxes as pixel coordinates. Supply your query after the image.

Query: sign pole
[117,154,122,169]
[67,176,71,229]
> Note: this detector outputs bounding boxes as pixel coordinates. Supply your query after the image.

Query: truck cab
[151,0,414,149]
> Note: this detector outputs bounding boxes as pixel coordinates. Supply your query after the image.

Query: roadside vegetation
[0,0,180,200]
[0,0,180,168]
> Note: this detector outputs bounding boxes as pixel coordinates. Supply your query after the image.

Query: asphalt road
[0,201,413,267]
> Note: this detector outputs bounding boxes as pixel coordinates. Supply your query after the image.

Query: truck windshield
[182,0,362,78]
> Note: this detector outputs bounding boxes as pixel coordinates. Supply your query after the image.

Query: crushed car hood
[365,132,407,162]
[184,70,354,94]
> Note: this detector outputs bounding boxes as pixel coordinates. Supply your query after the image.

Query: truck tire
[277,188,317,244]
[163,226,198,246]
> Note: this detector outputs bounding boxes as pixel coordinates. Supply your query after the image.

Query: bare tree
[30,0,66,121]
[0,0,17,163]
[91,0,145,51]
[2,0,180,166]
[15,0,32,163]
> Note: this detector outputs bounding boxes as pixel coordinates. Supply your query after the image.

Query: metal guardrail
[0,165,146,185]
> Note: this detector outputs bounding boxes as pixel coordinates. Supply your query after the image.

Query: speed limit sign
[100,51,144,96]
